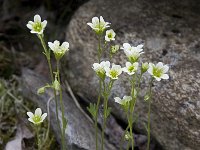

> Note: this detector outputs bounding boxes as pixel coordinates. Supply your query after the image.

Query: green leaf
[87,103,97,119]
[63,117,68,131]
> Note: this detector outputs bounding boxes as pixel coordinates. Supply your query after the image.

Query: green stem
[57,61,66,150]
[147,78,154,150]
[101,80,114,150]
[36,125,41,150]
[129,74,137,150]
[101,93,108,150]
[38,34,62,148]
[120,113,130,150]
[97,35,101,63]
[95,79,102,150]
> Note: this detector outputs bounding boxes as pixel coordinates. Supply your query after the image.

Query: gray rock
[21,68,116,150]
[65,0,200,149]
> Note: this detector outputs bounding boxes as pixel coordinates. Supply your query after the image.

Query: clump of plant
[87,16,169,150]
[26,14,69,150]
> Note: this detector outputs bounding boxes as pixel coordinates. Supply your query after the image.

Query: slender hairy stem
[129,74,137,150]
[101,93,108,150]
[95,79,102,150]
[38,34,62,148]
[97,35,101,63]
[36,125,41,150]
[126,140,131,150]
[147,78,154,150]
[57,61,66,150]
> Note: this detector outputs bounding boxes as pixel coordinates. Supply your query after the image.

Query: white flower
[114,96,132,105]
[48,40,69,60]
[92,61,110,79]
[123,62,139,75]
[105,63,122,79]
[27,108,47,125]
[87,16,110,34]
[148,62,169,81]
[26,14,47,34]
[105,29,116,41]
[121,43,144,63]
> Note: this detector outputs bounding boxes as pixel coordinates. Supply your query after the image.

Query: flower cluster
[87,16,170,150]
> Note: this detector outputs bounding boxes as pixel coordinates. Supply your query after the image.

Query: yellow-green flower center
[32,115,42,124]
[110,70,118,78]
[33,22,42,32]
[128,65,135,72]
[108,33,112,38]
[153,67,163,77]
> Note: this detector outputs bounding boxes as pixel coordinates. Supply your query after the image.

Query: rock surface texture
[22,69,116,150]
[65,0,200,149]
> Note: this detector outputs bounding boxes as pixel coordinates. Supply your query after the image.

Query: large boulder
[65,0,200,149]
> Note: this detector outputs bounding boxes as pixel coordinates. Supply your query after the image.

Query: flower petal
[100,16,105,23]
[35,108,42,116]
[34,14,41,22]
[41,113,47,121]
[162,65,169,73]
[28,118,35,123]
[61,42,69,50]
[42,20,47,28]
[114,97,122,104]
[26,24,33,30]
[48,42,54,50]
[161,74,169,80]
[92,17,99,24]
[27,112,34,118]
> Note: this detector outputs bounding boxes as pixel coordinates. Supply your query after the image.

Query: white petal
[48,42,54,50]
[156,62,163,68]
[147,64,154,75]
[35,108,42,116]
[162,65,169,73]
[155,77,161,81]
[61,42,69,50]
[30,30,38,34]
[26,24,33,30]
[41,113,47,121]
[27,112,34,118]
[28,118,34,123]
[125,62,132,68]
[105,36,110,42]
[34,14,41,22]
[87,23,95,28]
[161,74,169,80]
[92,63,100,70]
[28,21,34,25]
[123,96,132,102]
[122,43,131,50]
[92,17,99,24]
[114,97,122,104]
[42,20,47,28]
[100,16,105,23]
[104,66,110,73]
[54,40,60,47]
[137,44,143,49]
